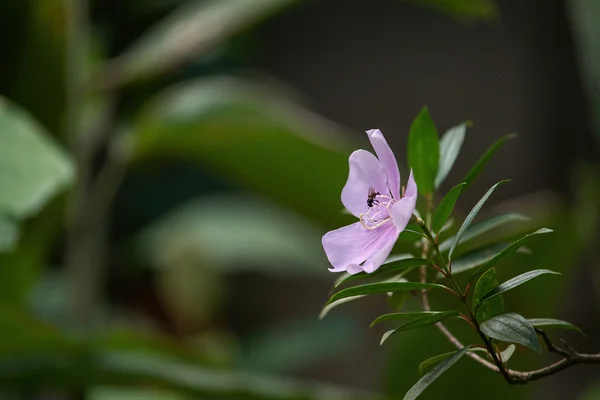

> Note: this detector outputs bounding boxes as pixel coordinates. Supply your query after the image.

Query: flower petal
[360,235,398,273]
[322,221,398,272]
[391,170,418,232]
[367,129,401,200]
[341,150,389,218]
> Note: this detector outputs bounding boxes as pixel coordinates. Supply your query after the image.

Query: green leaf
[387,292,408,312]
[404,345,471,400]
[371,310,459,328]
[407,107,439,194]
[431,183,466,234]
[472,268,504,322]
[0,98,74,219]
[448,181,508,259]
[476,269,561,308]
[439,213,530,252]
[442,243,513,277]
[101,0,300,87]
[129,76,350,225]
[0,217,19,252]
[418,348,487,375]
[500,344,516,363]
[405,0,499,23]
[480,313,541,352]
[319,296,365,319]
[325,282,446,306]
[380,311,460,344]
[434,123,467,189]
[468,228,553,282]
[461,133,517,189]
[334,257,431,288]
[528,318,584,334]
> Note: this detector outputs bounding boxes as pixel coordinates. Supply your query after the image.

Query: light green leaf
[319,296,366,319]
[371,310,459,328]
[439,212,529,252]
[476,269,561,308]
[500,344,516,363]
[434,123,467,189]
[101,0,300,87]
[128,76,350,225]
[407,107,439,194]
[334,257,431,288]
[528,318,584,334]
[448,181,508,259]
[0,217,19,252]
[468,228,553,282]
[431,183,465,234]
[418,347,487,375]
[404,345,471,400]
[472,268,503,322]
[461,133,517,189]
[326,282,446,307]
[0,98,74,218]
[380,310,460,344]
[480,313,541,353]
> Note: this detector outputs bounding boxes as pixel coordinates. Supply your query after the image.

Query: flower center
[359,191,396,230]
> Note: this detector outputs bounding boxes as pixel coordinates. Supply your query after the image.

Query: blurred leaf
[528,318,583,334]
[472,268,503,322]
[579,383,600,400]
[238,315,359,373]
[387,292,408,312]
[404,345,470,400]
[373,310,459,330]
[439,213,529,252]
[102,0,301,87]
[405,0,498,23]
[0,97,74,219]
[326,282,446,306]
[334,257,431,288]
[380,311,459,345]
[434,123,467,189]
[468,228,553,282]
[319,295,365,319]
[500,344,516,363]
[407,107,439,194]
[476,269,560,309]
[0,218,19,252]
[129,76,350,226]
[418,347,487,375]
[480,313,541,353]
[90,387,187,400]
[431,183,465,234]
[461,134,516,189]
[448,181,507,259]
[137,196,327,276]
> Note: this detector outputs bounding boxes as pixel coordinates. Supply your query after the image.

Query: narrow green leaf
[404,345,471,400]
[528,318,584,334]
[371,310,459,328]
[326,282,445,306]
[407,107,439,194]
[448,181,508,259]
[461,133,517,189]
[319,295,365,319]
[380,310,460,344]
[431,183,466,233]
[468,228,553,282]
[387,292,408,312]
[500,344,516,363]
[480,313,541,353]
[435,122,467,189]
[418,348,487,375]
[476,269,561,308]
[439,213,530,252]
[335,257,431,288]
[472,268,504,322]
[443,243,514,277]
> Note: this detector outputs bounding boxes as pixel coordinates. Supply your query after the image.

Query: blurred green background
[0,0,600,399]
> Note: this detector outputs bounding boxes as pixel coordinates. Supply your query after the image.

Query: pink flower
[322,129,417,275]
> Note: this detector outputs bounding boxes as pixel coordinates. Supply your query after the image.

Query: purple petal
[341,150,389,218]
[366,129,401,200]
[360,238,397,273]
[322,221,398,273]
[391,170,418,232]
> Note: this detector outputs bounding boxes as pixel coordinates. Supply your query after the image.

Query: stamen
[359,214,392,230]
